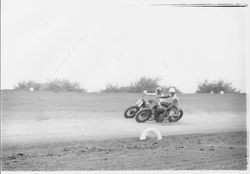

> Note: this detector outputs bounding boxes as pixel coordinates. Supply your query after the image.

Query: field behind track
[1,91,247,144]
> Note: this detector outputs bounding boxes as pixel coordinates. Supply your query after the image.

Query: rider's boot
[161,118,168,126]
[162,110,169,125]
[162,110,174,126]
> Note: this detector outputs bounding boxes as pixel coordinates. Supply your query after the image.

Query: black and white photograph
[1,0,249,171]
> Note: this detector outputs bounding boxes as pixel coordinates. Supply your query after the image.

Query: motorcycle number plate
[136,99,143,107]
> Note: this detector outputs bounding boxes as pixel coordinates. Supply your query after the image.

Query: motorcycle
[135,98,183,123]
[124,94,153,118]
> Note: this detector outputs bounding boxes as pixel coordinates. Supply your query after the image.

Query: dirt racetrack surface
[2,110,246,145]
[1,91,247,145]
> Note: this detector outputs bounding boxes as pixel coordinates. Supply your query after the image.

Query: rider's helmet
[155,87,163,95]
[168,87,176,94]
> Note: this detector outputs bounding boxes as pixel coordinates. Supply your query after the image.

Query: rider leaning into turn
[143,87,179,125]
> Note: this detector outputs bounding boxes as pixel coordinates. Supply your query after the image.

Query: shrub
[14,80,42,90]
[43,79,86,92]
[14,79,87,92]
[102,84,122,93]
[102,77,182,93]
[102,77,159,93]
[133,77,160,93]
[196,80,239,94]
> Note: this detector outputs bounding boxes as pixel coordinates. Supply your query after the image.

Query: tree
[196,80,239,94]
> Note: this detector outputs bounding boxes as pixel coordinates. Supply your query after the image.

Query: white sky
[1,0,248,93]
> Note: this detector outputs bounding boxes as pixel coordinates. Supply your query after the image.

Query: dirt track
[2,110,246,145]
[2,92,246,144]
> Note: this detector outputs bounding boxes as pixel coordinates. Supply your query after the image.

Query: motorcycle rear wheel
[169,109,183,122]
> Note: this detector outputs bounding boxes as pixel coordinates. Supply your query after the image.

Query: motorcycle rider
[143,87,165,122]
[143,87,179,124]
[161,87,179,125]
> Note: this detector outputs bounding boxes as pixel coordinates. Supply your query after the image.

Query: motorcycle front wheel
[124,106,140,118]
[135,108,152,123]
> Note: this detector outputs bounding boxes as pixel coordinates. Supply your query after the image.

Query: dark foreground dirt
[1,131,248,170]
